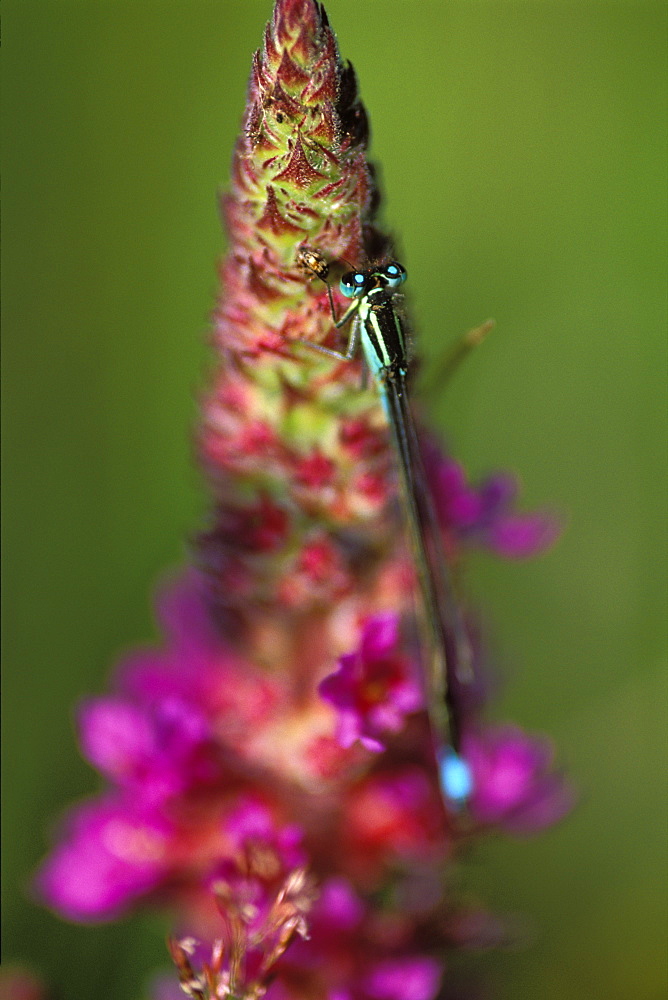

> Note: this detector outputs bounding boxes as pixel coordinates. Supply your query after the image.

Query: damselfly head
[298,250,407,301]
[346,260,407,297]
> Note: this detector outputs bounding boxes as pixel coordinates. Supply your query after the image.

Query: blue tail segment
[439,748,473,806]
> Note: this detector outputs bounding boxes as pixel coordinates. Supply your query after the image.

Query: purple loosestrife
[37,2,572,997]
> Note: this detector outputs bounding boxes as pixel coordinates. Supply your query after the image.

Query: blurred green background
[3,2,666,998]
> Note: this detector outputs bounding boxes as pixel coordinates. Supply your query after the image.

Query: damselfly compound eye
[383,261,407,289]
[340,270,367,299]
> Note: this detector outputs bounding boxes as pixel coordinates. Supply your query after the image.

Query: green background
[3,2,666,998]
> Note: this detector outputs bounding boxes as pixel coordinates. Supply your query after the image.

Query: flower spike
[36,5,571,999]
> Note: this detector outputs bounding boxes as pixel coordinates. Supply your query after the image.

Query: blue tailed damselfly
[297,248,474,805]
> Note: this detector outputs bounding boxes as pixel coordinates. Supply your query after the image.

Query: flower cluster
[37,2,571,997]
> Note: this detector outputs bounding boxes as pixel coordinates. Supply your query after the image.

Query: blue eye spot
[383,261,407,289]
[340,270,367,298]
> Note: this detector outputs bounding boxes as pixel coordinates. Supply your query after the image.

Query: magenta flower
[342,768,448,882]
[273,876,445,1000]
[362,957,442,1000]
[35,796,173,922]
[223,798,305,868]
[36,1,572,995]
[423,440,560,559]
[78,695,216,808]
[319,613,423,752]
[465,726,574,834]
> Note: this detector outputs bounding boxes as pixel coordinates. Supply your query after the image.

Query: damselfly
[297,248,474,805]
